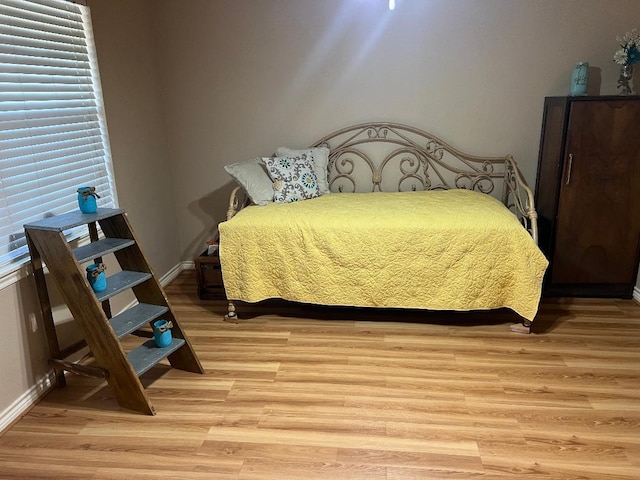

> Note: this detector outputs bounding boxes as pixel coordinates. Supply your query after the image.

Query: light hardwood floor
[1,270,640,479]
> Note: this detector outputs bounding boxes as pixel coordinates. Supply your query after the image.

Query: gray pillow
[224,157,274,206]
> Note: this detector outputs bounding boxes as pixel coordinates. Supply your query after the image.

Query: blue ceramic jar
[570,62,589,96]
[86,263,107,293]
[77,186,99,213]
[153,319,173,348]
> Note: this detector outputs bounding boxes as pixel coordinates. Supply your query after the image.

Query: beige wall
[88,0,181,275]
[2,0,640,427]
[152,0,640,261]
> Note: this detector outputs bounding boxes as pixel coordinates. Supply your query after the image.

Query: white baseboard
[1,260,193,434]
[158,260,193,285]
[634,286,640,304]
[182,260,195,270]
[0,371,56,433]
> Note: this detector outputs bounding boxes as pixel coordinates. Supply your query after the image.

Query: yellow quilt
[218,190,548,321]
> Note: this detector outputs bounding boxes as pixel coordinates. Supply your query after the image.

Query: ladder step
[95,270,153,302]
[110,303,169,339]
[128,338,186,377]
[23,208,124,232]
[73,237,136,264]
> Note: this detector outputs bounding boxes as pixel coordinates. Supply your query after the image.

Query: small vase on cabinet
[570,62,589,96]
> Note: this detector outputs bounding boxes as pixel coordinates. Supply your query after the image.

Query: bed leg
[509,319,532,334]
[224,301,239,323]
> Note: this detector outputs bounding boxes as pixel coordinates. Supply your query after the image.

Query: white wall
[2,0,640,429]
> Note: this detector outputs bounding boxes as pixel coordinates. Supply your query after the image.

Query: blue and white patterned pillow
[262,155,320,203]
[276,147,330,195]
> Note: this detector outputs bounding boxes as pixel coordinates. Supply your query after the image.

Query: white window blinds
[0,0,117,276]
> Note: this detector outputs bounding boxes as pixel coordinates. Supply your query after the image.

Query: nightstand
[195,247,226,299]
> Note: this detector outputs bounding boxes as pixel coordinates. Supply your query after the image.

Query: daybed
[218,122,548,333]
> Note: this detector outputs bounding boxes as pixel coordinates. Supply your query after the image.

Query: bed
[218,122,548,333]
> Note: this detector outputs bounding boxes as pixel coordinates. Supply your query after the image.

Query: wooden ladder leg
[26,233,66,388]
[104,365,156,415]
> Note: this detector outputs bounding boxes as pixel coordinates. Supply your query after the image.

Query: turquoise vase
[86,263,107,293]
[77,186,99,213]
[153,319,173,348]
[570,62,589,96]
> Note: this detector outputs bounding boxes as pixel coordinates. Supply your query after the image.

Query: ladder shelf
[24,208,203,415]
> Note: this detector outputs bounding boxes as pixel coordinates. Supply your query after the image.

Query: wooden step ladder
[24,208,204,415]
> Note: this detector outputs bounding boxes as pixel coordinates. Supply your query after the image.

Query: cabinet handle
[565,153,573,185]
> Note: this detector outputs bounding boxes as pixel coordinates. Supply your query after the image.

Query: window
[0,0,117,279]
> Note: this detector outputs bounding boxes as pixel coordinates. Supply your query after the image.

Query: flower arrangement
[613,29,640,66]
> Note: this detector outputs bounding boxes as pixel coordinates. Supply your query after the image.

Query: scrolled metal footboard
[502,155,539,245]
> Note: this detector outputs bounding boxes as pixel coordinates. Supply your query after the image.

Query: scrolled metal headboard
[312,122,505,195]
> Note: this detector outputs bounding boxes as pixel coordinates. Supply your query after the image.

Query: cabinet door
[551,100,640,287]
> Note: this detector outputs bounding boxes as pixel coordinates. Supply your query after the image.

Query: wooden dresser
[535,95,640,297]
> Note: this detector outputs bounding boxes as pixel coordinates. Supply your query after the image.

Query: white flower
[614,48,628,65]
[614,28,640,65]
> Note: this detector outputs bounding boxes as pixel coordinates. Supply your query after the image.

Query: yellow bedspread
[218,190,548,321]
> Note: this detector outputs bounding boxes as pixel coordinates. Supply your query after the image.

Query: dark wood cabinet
[535,96,640,297]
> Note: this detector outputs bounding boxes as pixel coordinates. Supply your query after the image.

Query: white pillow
[262,155,320,203]
[224,157,273,206]
[276,146,330,195]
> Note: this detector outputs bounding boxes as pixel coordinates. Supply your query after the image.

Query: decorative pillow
[276,146,330,195]
[262,155,320,203]
[224,157,273,206]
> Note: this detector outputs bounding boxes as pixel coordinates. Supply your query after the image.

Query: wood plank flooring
[1,270,639,479]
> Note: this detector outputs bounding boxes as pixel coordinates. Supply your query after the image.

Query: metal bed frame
[224,122,540,333]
